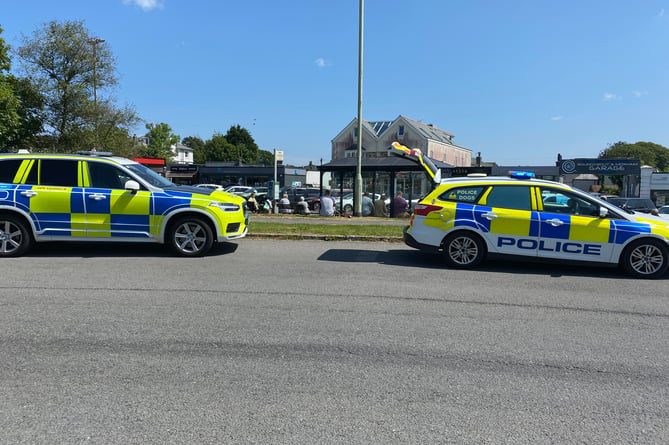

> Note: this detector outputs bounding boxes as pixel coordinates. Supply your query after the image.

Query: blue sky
[3,1,669,166]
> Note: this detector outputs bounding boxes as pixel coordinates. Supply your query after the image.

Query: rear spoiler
[390,142,441,184]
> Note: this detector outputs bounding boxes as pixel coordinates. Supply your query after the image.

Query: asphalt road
[1,239,668,444]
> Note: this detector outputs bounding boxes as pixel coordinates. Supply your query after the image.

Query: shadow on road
[26,242,240,258]
[317,248,658,280]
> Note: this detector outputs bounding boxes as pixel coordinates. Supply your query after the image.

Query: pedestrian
[393,192,408,217]
[361,192,374,216]
[247,191,259,213]
[296,196,310,215]
[374,194,388,217]
[319,189,336,216]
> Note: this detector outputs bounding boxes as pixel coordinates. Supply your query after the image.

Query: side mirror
[599,206,609,218]
[124,180,140,192]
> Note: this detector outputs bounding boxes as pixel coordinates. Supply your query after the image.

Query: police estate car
[0,151,248,257]
[390,142,669,279]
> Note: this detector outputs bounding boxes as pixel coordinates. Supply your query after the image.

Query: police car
[390,142,669,278]
[0,151,248,257]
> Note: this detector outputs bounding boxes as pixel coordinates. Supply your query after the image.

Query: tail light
[413,203,443,216]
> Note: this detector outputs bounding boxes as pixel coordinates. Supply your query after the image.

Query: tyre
[442,231,486,268]
[620,238,669,279]
[0,214,33,257]
[313,202,320,212]
[168,216,214,257]
[344,204,353,213]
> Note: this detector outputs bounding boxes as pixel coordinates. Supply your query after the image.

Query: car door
[472,184,539,257]
[536,187,615,262]
[15,158,86,237]
[84,160,154,238]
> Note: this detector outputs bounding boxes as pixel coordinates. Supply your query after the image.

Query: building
[331,115,472,167]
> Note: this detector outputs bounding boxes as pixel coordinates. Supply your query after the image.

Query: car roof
[0,152,136,165]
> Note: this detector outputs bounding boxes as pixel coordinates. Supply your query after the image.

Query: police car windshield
[126,163,174,188]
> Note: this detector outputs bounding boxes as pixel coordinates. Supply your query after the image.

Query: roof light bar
[509,171,535,179]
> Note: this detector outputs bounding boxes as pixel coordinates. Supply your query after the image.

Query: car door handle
[482,212,498,220]
[88,194,107,201]
[546,218,564,226]
[20,190,37,198]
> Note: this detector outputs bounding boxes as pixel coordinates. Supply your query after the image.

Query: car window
[540,187,599,216]
[38,159,79,187]
[88,161,131,189]
[484,185,531,210]
[439,186,485,203]
[0,159,22,183]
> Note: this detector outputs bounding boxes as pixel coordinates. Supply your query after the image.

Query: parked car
[0,151,248,257]
[194,183,225,191]
[606,197,658,214]
[658,205,669,219]
[224,186,256,199]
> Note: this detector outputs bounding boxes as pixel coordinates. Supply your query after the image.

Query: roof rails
[76,150,114,157]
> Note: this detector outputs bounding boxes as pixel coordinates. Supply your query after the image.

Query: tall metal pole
[89,38,105,150]
[354,0,364,216]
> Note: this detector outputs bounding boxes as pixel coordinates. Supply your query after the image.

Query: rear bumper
[403,226,440,253]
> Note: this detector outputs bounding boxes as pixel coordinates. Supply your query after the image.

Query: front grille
[226,223,241,233]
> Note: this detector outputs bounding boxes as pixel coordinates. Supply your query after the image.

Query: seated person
[296,196,310,215]
[278,193,292,214]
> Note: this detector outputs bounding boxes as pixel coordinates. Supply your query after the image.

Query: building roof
[321,154,454,172]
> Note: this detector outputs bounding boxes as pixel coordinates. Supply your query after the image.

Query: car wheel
[620,238,669,278]
[442,231,486,268]
[168,216,214,257]
[313,202,320,212]
[0,215,33,257]
[344,204,353,213]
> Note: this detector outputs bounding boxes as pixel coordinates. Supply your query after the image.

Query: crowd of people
[244,189,412,218]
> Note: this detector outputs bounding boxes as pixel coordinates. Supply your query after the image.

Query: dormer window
[397,125,405,137]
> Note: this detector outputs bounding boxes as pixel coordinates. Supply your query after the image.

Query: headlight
[209,202,240,212]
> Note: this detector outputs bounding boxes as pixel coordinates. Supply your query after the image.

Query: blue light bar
[509,171,535,179]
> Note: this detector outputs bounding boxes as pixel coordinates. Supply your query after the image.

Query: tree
[143,122,179,160]
[182,136,206,163]
[225,124,259,163]
[15,20,120,151]
[202,133,235,162]
[599,141,669,172]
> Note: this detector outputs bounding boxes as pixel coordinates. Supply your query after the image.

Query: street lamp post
[89,37,105,149]
[354,0,364,216]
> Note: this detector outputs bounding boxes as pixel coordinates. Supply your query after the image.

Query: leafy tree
[258,149,274,165]
[225,124,259,163]
[599,141,669,171]
[0,25,21,150]
[599,141,669,190]
[182,136,206,163]
[202,133,235,162]
[15,20,122,151]
[143,122,179,160]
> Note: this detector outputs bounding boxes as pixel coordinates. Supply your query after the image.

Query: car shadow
[25,242,239,258]
[317,248,661,280]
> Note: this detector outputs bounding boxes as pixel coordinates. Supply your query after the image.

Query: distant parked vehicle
[607,197,658,214]
[194,183,225,191]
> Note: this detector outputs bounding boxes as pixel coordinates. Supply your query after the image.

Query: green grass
[249,221,404,238]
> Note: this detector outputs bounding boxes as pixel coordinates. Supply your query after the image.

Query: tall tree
[143,122,179,160]
[15,20,119,151]
[599,141,669,171]
[182,136,206,163]
[225,124,259,163]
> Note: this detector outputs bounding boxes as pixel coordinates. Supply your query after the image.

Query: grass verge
[250,221,404,238]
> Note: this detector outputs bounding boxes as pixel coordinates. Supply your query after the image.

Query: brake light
[413,203,443,216]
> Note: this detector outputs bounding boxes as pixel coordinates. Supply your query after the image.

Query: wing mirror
[124,180,140,192]
[599,206,609,218]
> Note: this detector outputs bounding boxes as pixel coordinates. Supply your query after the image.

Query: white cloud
[123,0,164,11]
[550,116,563,121]
[633,90,648,98]
[603,93,619,101]
[659,8,665,17]
[314,57,329,68]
